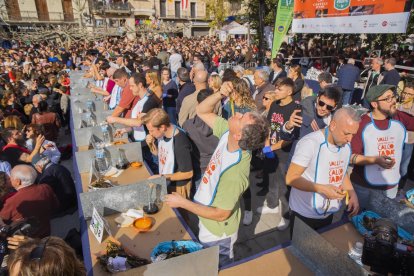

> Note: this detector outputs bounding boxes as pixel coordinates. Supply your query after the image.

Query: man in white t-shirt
[168,48,183,83]
[286,107,360,236]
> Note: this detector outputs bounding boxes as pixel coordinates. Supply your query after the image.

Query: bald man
[286,106,360,236]
[179,70,221,126]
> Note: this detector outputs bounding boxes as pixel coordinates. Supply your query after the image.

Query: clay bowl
[133,217,153,232]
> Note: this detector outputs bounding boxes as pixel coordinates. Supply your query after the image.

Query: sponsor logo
[382,21,388,27]
[278,25,285,32]
[334,0,350,10]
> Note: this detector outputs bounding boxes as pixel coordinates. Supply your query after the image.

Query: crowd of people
[0,34,413,273]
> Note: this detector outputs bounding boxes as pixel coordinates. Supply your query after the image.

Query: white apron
[131,92,149,142]
[158,126,177,184]
[109,85,122,110]
[194,132,242,206]
[363,113,406,186]
[95,79,104,88]
[312,128,351,216]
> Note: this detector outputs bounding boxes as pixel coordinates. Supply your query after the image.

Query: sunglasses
[263,96,270,101]
[318,100,336,111]
[30,237,50,261]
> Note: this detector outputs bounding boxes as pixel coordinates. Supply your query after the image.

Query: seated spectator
[25,124,61,164]
[0,165,59,238]
[8,236,85,276]
[31,101,61,142]
[1,128,44,167]
[32,155,77,215]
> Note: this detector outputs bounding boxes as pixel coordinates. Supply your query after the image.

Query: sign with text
[292,0,411,33]
[90,207,105,243]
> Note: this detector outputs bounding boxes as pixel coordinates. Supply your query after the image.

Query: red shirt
[118,83,138,118]
[0,184,59,238]
[350,110,414,189]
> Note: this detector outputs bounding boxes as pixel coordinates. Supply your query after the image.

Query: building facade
[0,0,89,29]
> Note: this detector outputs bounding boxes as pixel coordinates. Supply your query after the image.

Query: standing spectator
[397,82,414,191]
[361,57,384,102]
[252,69,274,113]
[176,68,195,115]
[169,48,183,84]
[146,69,163,101]
[269,58,287,86]
[351,85,414,208]
[381,58,401,86]
[162,67,179,125]
[183,89,219,191]
[288,64,304,102]
[337,58,360,105]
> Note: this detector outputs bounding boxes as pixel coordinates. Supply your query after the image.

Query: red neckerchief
[2,144,31,154]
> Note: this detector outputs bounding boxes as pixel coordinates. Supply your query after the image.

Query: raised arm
[196,81,230,128]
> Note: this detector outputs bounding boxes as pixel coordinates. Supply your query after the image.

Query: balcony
[0,10,75,23]
[91,0,132,15]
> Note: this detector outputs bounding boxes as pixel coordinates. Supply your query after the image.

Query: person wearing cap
[32,155,77,215]
[350,84,414,209]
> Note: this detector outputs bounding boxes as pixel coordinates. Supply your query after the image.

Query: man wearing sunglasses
[350,84,414,209]
[283,86,342,166]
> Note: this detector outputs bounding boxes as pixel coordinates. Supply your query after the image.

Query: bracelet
[351,154,358,165]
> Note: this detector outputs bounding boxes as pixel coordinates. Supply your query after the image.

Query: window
[190,2,196,18]
[160,0,166,17]
[175,1,180,18]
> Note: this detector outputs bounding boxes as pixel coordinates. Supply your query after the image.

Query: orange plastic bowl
[133,217,152,232]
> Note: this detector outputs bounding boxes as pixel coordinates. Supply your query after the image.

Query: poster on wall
[292,0,412,33]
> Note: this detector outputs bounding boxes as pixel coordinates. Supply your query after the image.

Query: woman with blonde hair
[222,77,257,119]
[208,74,222,94]
[145,69,163,102]
[3,115,24,131]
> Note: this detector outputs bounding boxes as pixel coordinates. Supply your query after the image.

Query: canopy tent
[220,21,249,35]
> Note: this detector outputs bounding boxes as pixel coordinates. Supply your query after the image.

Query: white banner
[292,12,410,34]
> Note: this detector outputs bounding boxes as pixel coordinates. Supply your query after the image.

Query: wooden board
[80,165,151,193]
[321,223,364,253]
[219,248,313,276]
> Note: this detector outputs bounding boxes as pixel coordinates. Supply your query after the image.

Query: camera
[362,218,414,275]
[0,218,39,274]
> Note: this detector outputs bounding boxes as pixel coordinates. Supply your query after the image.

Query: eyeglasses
[30,237,50,261]
[263,96,270,101]
[401,92,414,97]
[318,100,336,111]
[376,94,398,103]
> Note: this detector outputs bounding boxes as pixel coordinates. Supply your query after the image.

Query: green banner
[271,0,294,58]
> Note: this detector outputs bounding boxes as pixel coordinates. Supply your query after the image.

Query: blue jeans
[353,183,398,210]
[165,106,177,125]
[400,143,413,178]
[342,89,354,105]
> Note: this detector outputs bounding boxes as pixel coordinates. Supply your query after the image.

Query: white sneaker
[243,210,253,226]
[256,205,279,214]
[276,217,290,231]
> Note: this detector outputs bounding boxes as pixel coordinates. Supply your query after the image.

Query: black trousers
[289,210,333,239]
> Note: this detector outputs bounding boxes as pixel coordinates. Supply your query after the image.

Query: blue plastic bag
[151,240,203,262]
[351,210,413,241]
